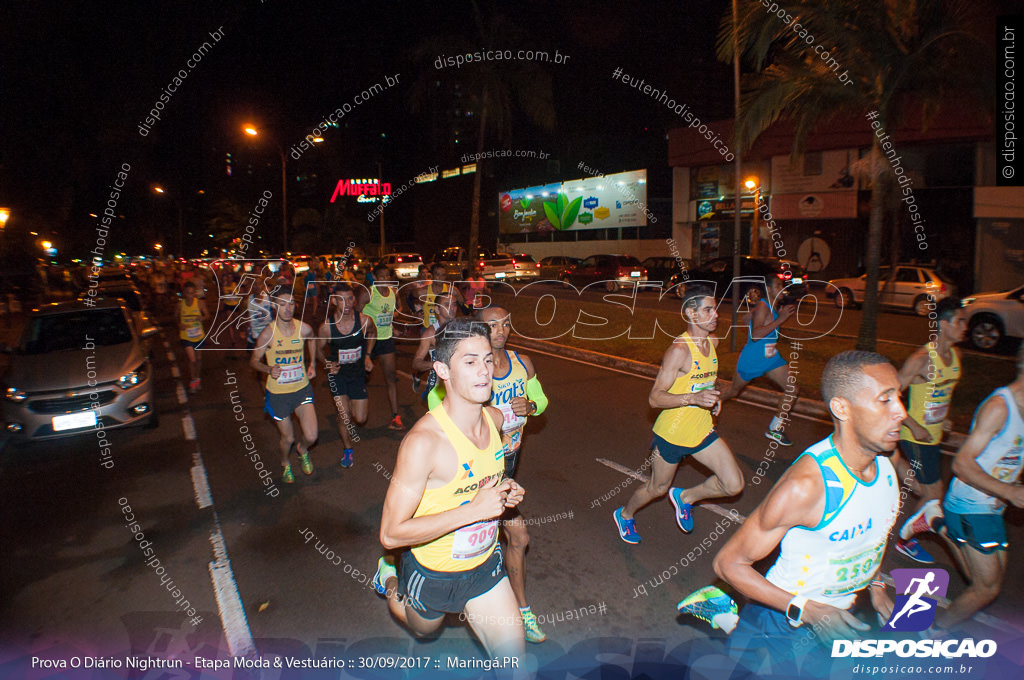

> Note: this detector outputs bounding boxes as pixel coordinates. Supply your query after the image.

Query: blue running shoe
[895,537,935,564]
[613,507,641,544]
[373,556,396,596]
[678,585,738,630]
[669,488,693,533]
[340,449,354,468]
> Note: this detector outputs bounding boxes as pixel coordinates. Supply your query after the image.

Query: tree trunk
[856,140,888,351]
[468,86,489,262]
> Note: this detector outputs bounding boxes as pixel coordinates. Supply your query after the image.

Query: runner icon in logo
[884,568,949,631]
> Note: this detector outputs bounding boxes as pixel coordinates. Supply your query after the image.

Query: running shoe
[765,429,793,446]
[373,556,396,596]
[388,415,405,431]
[613,507,641,544]
[340,449,354,469]
[412,374,422,393]
[188,378,200,394]
[895,537,935,564]
[521,607,547,643]
[677,585,738,630]
[282,464,295,484]
[300,450,313,475]
[900,499,943,540]
[669,487,694,533]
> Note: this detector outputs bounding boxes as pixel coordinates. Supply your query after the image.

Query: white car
[962,284,1024,351]
[380,253,423,280]
[828,265,956,316]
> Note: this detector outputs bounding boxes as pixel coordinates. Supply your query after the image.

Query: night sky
[0,1,1011,258]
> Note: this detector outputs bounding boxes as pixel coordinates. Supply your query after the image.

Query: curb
[509,335,967,451]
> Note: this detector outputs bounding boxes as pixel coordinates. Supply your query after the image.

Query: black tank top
[328,314,364,378]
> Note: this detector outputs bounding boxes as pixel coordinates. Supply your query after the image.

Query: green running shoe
[521,607,547,643]
[282,464,295,484]
[677,585,737,629]
[300,450,313,475]
[373,556,396,596]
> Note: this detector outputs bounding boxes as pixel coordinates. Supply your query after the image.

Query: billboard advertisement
[498,169,648,234]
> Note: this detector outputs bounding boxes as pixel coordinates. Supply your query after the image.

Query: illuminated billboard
[498,169,648,234]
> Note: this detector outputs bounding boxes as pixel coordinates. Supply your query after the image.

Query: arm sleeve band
[526,375,548,415]
[427,383,445,410]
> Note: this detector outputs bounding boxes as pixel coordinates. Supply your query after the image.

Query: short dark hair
[821,350,892,404]
[475,304,508,320]
[372,261,389,274]
[682,284,714,317]
[433,317,491,366]
[332,282,354,294]
[935,297,961,324]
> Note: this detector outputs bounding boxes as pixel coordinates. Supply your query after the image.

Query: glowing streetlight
[242,123,290,251]
[41,241,52,250]
[744,177,762,257]
[155,243,163,251]
[153,186,165,193]
[0,207,9,228]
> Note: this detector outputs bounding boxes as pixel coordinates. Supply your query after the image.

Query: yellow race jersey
[652,333,718,447]
[178,299,204,342]
[901,346,960,444]
[264,321,309,394]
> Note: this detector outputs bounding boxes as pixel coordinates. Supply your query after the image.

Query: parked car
[379,252,423,280]
[689,256,807,301]
[1,299,158,440]
[89,283,157,337]
[499,252,541,282]
[827,265,956,316]
[435,247,516,281]
[559,254,647,292]
[962,283,1024,351]
[641,256,692,287]
[538,255,582,281]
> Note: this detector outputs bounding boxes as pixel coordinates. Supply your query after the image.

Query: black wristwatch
[527,400,538,415]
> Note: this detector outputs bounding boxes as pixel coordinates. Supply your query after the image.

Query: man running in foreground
[250,292,319,483]
[374,318,526,661]
[902,344,1024,632]
[718,274,799,445]
[710,351,903,676]
[893,297,965,563]
[613,285,744,543]
[479,305,550,643]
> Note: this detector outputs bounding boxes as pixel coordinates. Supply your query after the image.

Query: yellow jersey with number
[900,346,960,445]
[652,333,718,447]
[264,321,309,394]
[362,285,394,340]
[178,299,204,342]
[410,405,505,572]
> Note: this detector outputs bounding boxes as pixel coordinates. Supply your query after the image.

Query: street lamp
[152,185,184,256]
[0,208,10,229]
[744,178,761,258]
[243,124,289,252]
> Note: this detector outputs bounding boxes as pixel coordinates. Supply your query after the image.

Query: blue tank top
[748,299,779,352]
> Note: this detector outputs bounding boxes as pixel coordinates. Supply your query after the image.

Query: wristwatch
[786,595,808,628]
[527,400,538,415]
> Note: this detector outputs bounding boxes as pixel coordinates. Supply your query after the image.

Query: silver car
[828,265,956,316]
[962,284,1024,351]
[1,299,157,440]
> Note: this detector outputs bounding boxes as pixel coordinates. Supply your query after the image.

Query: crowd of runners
[137,255,1021,674]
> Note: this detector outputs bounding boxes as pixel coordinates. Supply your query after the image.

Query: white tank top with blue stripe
[765,436,899,609]
[946,387,1024,515]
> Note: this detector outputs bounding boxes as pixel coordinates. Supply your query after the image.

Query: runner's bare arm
[749,299,787,340]
[249,325,277,376]
[714,458,870,641]
[361,313,376,371]
[380,427,514,548]
[301,322,317,380]
[485,406,525,507]
[952,395,1024,507]
[411,328,436,373]
[315,323,331,365]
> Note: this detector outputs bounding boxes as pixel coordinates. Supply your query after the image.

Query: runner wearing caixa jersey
[613,285,744,543]
[250,292,319,484]
[374,318,526,661]
[478,305,549,644]
[711,351,904,677]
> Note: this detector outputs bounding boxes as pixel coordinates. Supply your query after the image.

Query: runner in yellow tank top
[893,297,967,563]
[249,292,319,484]
[375,318,526,661]
[614,285,744,543]
[177,282,210,393]
[357,262,403,430]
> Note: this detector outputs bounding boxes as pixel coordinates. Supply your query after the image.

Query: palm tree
[718,0,990,350]
[409,0,555,259]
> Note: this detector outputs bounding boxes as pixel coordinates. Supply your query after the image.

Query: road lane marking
[176,383,187,404]
[182,415,197,440]
[191,452,213,509]
[598,455,1020,633]
[171,365,181,378]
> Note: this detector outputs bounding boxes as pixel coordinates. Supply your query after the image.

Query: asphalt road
[1,309,1023,678]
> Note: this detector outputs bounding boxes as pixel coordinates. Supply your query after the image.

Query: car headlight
[117,362,149,390]
[4,387,26,403]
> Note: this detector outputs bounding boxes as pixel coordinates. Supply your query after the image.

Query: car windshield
[515,254,536,262]
[99,290,141,311]
[620,257,642,266]
[20,308,132,354]
[395,255,422,263]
